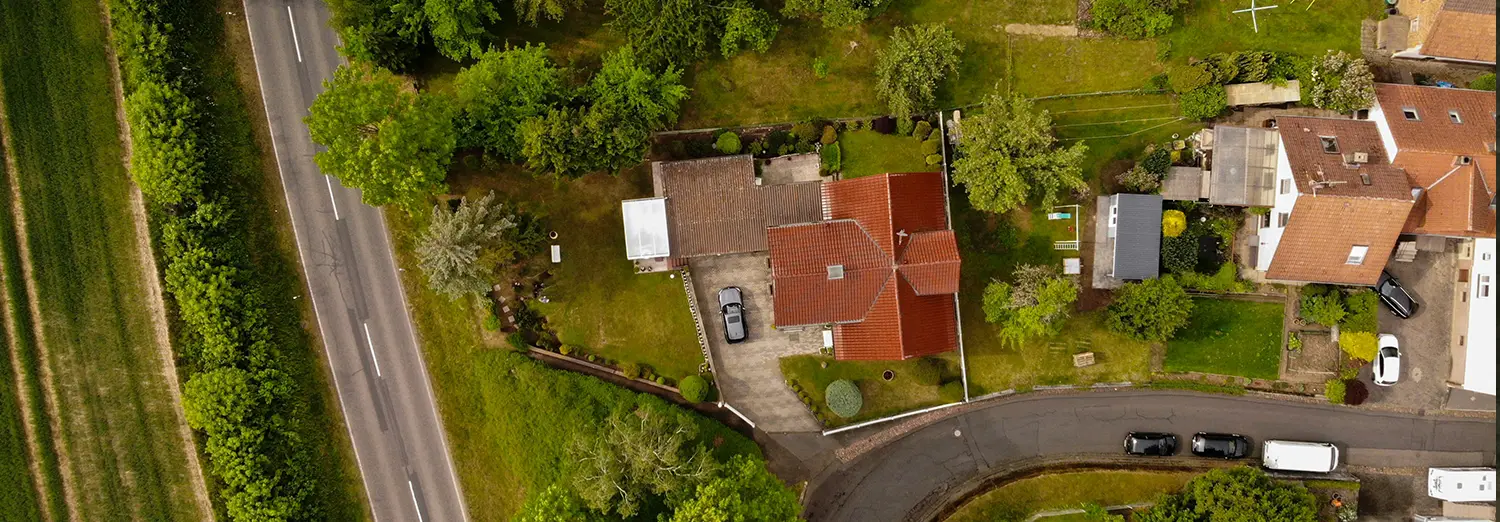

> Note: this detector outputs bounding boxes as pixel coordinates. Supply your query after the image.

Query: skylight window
[1319,136,1339,153]
[827,265,845,280]
[1450,110,1463,124]
[1402,108,1420,120]
[1346,245,1369,265]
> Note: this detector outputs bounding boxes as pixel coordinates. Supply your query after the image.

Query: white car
[1373,334,1401,386]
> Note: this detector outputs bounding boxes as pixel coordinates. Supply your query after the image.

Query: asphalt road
[239,1,467,521]
[805,391,1495,522]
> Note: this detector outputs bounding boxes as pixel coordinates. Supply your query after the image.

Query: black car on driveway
[1124,432,1178,456]
[1376,271,1420,319]
[718,287,747,344]
[1191,432,1251,459]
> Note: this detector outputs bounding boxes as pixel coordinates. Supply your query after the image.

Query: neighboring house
[1389,0,1497,65]
[1368,83,1496,239]
[1253,116,1416,285]
[768,172,961,360]
[1450,238,1495,397]
[1095,193,1162,289]
[619,156,961,361]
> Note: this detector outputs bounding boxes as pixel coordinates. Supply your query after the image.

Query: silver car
[718,287,746,344]
[1373,334,1401,386]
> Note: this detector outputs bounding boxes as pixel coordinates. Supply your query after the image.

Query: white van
[1428,467,1496,502]
[1262,440,1339,473]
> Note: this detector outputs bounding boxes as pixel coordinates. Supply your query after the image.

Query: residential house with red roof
[1387,0,1496,65]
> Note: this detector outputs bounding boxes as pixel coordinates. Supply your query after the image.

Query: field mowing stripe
[1058,117,1188,141]
[1049,103,1179,115]
[1053,116,1182,128]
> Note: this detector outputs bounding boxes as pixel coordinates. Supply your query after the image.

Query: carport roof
[621,197,670,260]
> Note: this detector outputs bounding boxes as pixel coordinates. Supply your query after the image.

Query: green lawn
[388,167,749,519]
[1009,36,1164,97]
[962,311,1153,394]
[0,0,208,519]
[780,354,961,427]
[1162,0,1383,62]
[1165,298,1284,379]
[946,470,1197,522]
[839,130,933,178]
[0,147,48,521]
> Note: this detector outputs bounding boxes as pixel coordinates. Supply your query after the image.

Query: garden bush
[1342,290,1379,333]
[619,361,642,379]
[1089,0,1187,38]
[1343,379,1368,405]
[1304,51,1374,113]
[1324,378,1347,404]
[484,313,502,331]
[925,154,943,165]
[655,376,668,385]
[939,381,965,403]
[791,121,818,144]
[820,125,838,145]
[909,357,943,386]
[1339,331,1378,361]
[794,142,815,154]
[825,379,863,418]
[913,120,932,140]
[679,375,710,403]
[1161,235,1198,274]
[813,56,830,78]
[1145,72,1170,92]
[820,142,842,173]
[1117,166,1161,193]
[896,117,915,136]
[1180,85,1228,120]
[1168,64,1212,93]
[1162,210,1187,237]
[1177,262,1254,293]
[1107,276,1194,342]
[1470,73,1496,91]
[748,139,765,156]
[920,138,941,156]
[1300,290,1346,326]
[715,131,742,154]
[560,344,577,355]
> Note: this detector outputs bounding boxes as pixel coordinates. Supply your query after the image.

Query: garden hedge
[825,379,863,418]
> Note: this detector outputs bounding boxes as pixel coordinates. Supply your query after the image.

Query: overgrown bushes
[1324,378,1346,404]
[1089,0,1187,39]
[111,0,324,518]
[1339,331,1378,362]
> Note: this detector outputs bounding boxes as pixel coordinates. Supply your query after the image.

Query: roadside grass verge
[780,353,962,427]
[946,470,1197,522]
[0,0,204,519]
[1162,0,1383,63]
[1165,298,1283,379]
[387,168,753,519]
[0,146,49,521]
[839,130,932,178]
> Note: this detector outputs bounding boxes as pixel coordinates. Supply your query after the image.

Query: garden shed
[1095,193,1163,288]
[1225,80,1302,107]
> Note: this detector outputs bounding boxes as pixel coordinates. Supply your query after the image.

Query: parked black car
[1124,432,1178,456]
[1376,271,1420,319]
[1191,432,1251,459]
[718,287,747,344]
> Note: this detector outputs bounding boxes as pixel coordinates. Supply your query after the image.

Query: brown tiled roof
[653,155,823,257]
[1401,152,1497,236]
[1266,195,1415,284]
[1374,83,1498,156]
[767,172,961,360]
[1422,0,1496,63]
[1277,117,1413,200]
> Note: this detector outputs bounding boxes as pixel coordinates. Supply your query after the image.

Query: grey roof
[651,156,824,257]
[1225,80,1302,107]
[1161,167,1207,201]
[1210,126,1279,206]
[1112,194,1162,280]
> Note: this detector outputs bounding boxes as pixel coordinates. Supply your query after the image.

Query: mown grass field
[0,145,50,522]
[946,470,1197,522]
[839,130,933,178]
[780,353,962,427]
[0,0,203,519]
[1162,0,1383,63]
[1165,298,1284,379]
[169,0,373,517]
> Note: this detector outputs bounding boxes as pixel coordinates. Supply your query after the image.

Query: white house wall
[1369,101,1401,163]
[1256,137,1299,271]
[1463,238,1495,395]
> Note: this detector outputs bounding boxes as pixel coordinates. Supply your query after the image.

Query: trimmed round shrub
[920,138,941,156]
[825,379,864,418]
[925,154,943,165]
[939,381,965,403]
[914,120,933,140]
[655,376,667,385]
[1339,331,1378,361]
[559,344,577,355]
[896,117,915,136]
[619,361,642,379]
[716,131,742,154]
[1162,210,1187,237]
[482,314,501,331]
[909,357,943,386]
[1344,379,1369,405]
[820,125,838,145]
[679,375,710,403]
[1324,378,1347,404]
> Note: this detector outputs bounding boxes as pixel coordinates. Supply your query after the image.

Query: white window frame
[1109,203,1118,227]
[1450,110,1463,124]
[1481,275,1492,298]
[1279,178,1291,194]
[1402,107,1420,121]
[1277,212,1290,228]
[1346,245,1369,265]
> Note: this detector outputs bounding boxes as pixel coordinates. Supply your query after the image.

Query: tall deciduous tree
[514,0,584,25]
[876,23,963,117]
[670,455,803,522]
[424,0,500,60]
[1137,467,1317,522]
[567,404,717,518]
[519,47,687,177]
[307,64,458,211]
[606,0,778,67]
[326,0,427,71]
[720,1,780,58]
[781,0,891,27]
[1305,50,1375,113]
[952,93,1089,214]
[513,484,601,522]
[1106,275,1194,342]
[981,265,1079,346]
[455,44,565,161]
[415,191,516,300]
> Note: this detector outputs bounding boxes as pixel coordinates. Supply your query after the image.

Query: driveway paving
[1362,244,1456,410]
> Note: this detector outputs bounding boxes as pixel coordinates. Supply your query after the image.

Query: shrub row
[110,0,321,519]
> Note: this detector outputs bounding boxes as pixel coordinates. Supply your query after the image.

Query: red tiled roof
[1400,152,1497,237]
[768,172,961,360]
[1266,195,1415,285]
[1276,117,1413,200]
[1374,84,1497,157]
[1421,0,1496,63]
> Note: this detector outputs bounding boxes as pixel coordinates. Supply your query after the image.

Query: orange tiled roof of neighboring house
[1400,152,1497,237]
[767,172,960,360]
[1374,83,1497,156]
[1372,84,1497,238]
[1422,0,1497,63]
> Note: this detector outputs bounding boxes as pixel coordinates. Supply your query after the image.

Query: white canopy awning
[622,197,671,260]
